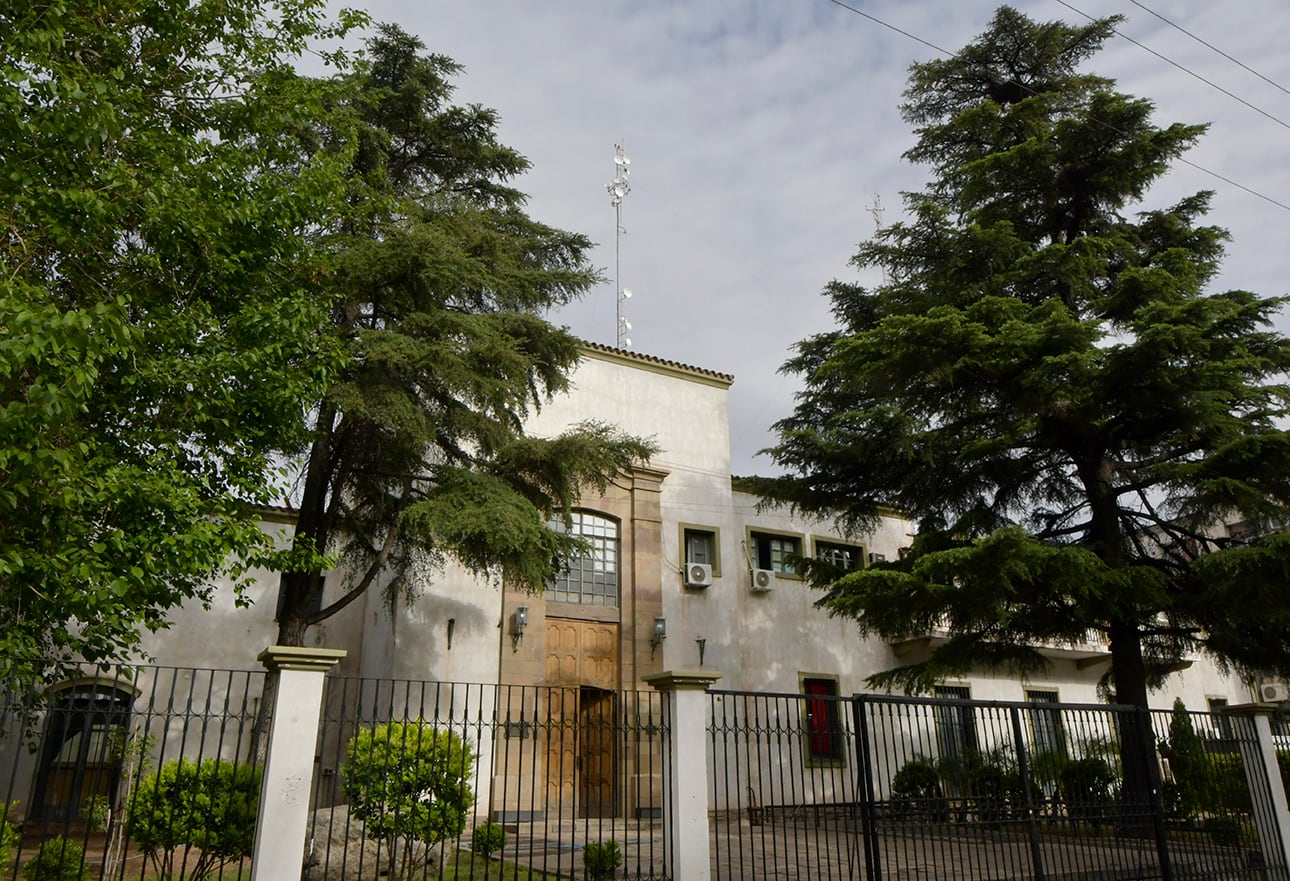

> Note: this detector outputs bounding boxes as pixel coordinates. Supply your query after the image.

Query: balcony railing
[890,621,1112,665]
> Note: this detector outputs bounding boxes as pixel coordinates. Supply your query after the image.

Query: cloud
[346,0,1290,473]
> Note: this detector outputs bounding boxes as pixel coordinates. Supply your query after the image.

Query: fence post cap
[642,670,723,691]
[258,645,347,672]
[1224,701,1282,716]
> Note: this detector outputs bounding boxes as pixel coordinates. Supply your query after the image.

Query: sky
[331,0,1290,475]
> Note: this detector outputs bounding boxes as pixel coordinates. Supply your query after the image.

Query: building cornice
[580,342,734,389]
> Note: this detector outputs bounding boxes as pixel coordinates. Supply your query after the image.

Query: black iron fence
[1,665,668,880]
[0,663,265,880]
[709,689,1290,881]
[4,663,1288,881]
[304,675,669,881]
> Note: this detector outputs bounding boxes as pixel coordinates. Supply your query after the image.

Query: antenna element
[607,144,634,348]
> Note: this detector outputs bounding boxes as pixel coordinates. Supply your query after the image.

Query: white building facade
[145,342,1253,713]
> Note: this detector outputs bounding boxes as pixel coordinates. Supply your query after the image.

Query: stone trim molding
[257,645,347,672]
[643,670,723,691]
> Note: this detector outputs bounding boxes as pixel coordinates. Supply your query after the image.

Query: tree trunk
[250,571,326,760]
[250,405,338,758]
[1109,618,1160,835]
[1083,442,1161,836]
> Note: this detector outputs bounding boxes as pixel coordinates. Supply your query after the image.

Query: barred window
[815,540,862,572]
[549,512,620,606]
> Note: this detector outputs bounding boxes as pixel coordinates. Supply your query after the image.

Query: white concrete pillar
[250,646,346,881]
[1230,703,1290,876]
[644,670,722,881]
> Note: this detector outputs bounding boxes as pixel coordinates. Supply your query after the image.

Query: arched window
[550,511,620,607]
[32,678,135,821]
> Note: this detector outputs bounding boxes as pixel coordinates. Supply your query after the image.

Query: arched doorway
[31,677,137,821]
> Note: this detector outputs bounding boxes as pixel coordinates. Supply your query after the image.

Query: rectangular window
[685,529,714,564]
[933,685,977,765]
[814,540,863,572]
[802,677,843,762]
[1026,690,1065,758]
[686,531,712,564]
[750,531,802,574]
[1207,697,1233,739]
[680,524,721,578]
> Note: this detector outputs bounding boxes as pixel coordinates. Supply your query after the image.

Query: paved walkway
[504,815,1266,881]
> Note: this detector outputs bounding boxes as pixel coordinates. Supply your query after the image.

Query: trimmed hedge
[129,758,260,881]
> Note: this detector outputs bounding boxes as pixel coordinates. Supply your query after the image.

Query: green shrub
[966,751,1038,825]
[1159,779,1189,822]
[932,749,1037,826]
[1,804,19,871]
[891,757,948,823]
[342,720,475,881]
[892,758,941,799]
[1059,756,1117,826]
[1204,814,1244,847]
[129,758,260,881]
[79,794,110,832]
[1029,749,1069,789]
[21,836,85,881]
[893,756,945,814]
[970,761,1013,824]
[471,822,507,858]
[1207,753,1254,814]
[583,839,622,881]
[1159,699,1207,821]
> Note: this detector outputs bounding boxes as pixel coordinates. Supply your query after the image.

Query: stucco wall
[131,346,1256,713]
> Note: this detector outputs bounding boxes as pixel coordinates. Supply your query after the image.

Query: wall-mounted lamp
[446,617,456,651]
[650,616,667,659]
[696,637,707,667]
[510,605,529,653]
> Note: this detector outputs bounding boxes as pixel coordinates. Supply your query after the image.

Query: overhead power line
[824,0,951,57]
[822,0,1290,213]
[1128,0,1290,97]
[1055,0,1290,132]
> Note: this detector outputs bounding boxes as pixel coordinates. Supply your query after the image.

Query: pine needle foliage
[753,6,1290,708]
[274,26,654,642]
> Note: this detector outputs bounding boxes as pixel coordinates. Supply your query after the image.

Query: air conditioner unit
[868,552,887,564]
[750,568,774,592]
[1259,681,1290,703]
[684,562,713,588]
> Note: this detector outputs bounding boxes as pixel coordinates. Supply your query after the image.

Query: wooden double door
[545,619,619,817]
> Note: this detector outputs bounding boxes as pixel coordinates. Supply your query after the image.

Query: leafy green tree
[272,27,654,646]
[342,720,474,880]
[755,6,1290,711]
[1,0,362,691]
[1159,698,1206,819]
[128,758,261,881]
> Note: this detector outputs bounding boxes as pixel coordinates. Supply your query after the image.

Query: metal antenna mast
[867,193,888,283]
[866,192,884,231]
[607,144,633,348]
